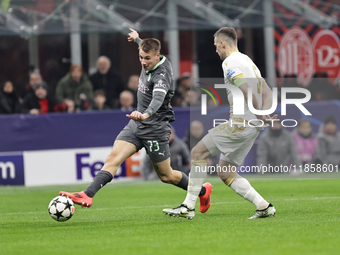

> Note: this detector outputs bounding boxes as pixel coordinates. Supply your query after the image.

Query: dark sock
[199,186,206,197]
[84,170,113,197]
[174,172,189,190]
[175,172,206,196]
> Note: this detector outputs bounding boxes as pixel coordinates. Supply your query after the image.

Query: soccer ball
[48,196,75,222]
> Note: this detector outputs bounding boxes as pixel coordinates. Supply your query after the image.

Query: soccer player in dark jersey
[59,29,212,217]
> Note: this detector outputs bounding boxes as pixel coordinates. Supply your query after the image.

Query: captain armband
[233,74,247,87]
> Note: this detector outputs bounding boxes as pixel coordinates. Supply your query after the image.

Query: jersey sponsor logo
[155,79,167,89]
[138,79,149,94]
[226,69,236,79]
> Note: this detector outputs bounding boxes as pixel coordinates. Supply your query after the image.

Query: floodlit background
[0,0,339,186]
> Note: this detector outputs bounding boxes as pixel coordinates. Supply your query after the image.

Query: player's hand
[257,114,278,125]
[128,28,139,42]
[126,111,149,121]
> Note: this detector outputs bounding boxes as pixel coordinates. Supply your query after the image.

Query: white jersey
[222,51,265,122]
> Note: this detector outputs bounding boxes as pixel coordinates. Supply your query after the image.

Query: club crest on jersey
[226,69,236,79]
[138,80,149,94]
[155,79,167,89]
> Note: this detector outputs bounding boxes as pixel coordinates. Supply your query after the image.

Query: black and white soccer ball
[48,196,75,222]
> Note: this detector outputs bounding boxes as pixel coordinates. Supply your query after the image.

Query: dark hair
[139,38,161,54]
[214,27,237,46]
[93,89,106,98]
[324,115,337,125]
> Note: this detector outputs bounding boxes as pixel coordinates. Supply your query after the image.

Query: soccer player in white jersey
[163,27,277,219]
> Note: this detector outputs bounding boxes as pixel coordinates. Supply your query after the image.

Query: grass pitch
[0,176,339,255]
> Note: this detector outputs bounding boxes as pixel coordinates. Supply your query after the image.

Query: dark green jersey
[137,55,175,126]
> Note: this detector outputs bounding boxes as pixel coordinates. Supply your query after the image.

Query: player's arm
[261,80,278,122]
[261,80,273,111]
[224,62,261,118]
[127,75,169,121]
[237,78,277,123]
[144,89,167,116]
[126,90,166,121]
[232,73,261,119]
[128,28,142,45]
[238,82,260,112]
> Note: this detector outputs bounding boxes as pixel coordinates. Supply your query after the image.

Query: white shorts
[202,120,260,166]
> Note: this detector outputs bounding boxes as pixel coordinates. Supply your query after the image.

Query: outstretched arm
[128,28,142,45]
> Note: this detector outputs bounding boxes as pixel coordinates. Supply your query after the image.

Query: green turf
[0,177,339,255]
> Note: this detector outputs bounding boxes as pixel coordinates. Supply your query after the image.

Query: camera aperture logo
[199,83,312,128]
[197,82,222,115]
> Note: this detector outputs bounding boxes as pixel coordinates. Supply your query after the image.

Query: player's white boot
[248,203,276,219]
[163,204,195,219]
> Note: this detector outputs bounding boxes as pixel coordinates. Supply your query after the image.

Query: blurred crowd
[0,55,203,115]
[0,56,139,115]
[277,73,340,101]
[256,116,340,170]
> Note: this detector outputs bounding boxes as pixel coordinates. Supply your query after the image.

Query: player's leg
[60,140,137,207]
[218,158,275,218]
[83,140,137,197]
[218,158,269,209]
[151,157,206,194]
[182,140,212,210]
[153,156,209,219]
[152,158,184,185]
[216,123,276,218]
[60,120,141,207]
[162,139,214,218]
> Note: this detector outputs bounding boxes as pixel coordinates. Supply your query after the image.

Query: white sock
[183,160,207,209]
[227,174,269,210]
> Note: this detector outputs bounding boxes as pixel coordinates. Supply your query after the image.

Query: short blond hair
[214,27,237,47]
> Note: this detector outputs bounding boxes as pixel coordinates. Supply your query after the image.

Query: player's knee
[191,145,202,161]
[159,174,172,183]
[218,170,236,181]
[105,151,120,167]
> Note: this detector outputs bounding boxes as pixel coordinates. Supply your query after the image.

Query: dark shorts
[116,120,171,163]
